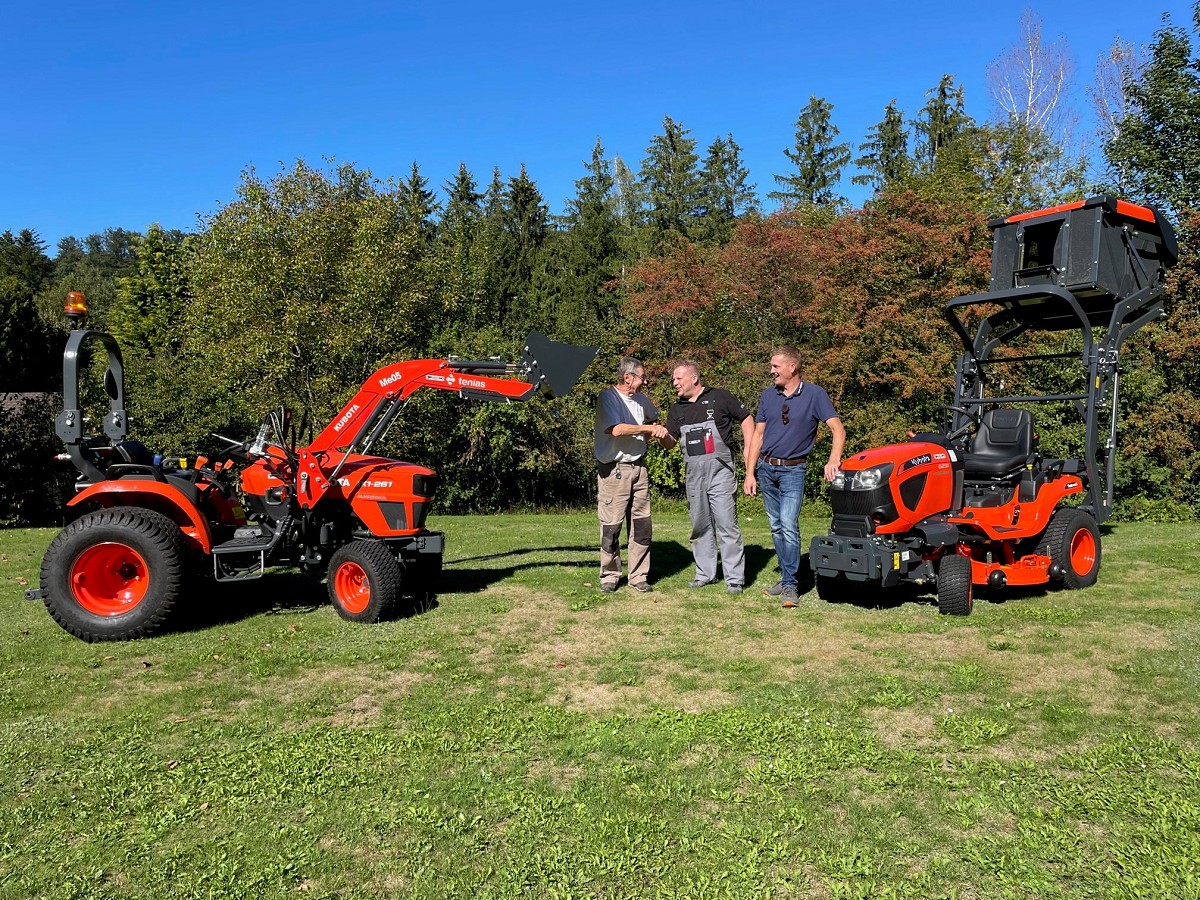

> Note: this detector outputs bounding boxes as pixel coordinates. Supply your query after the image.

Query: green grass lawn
[2,512,1198,899]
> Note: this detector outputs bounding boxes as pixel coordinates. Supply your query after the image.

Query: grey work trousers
[685,457,745,587]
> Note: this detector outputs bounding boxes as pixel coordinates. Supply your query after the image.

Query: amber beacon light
[64,290,88,326]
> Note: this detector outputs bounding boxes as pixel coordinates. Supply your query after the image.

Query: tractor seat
[963,409,1035,478]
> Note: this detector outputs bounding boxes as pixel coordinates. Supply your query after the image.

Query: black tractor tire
[1038,507,1102,589]
[327,540,402,623]
[815,573,842,604]
[816,573,885,607]
[40,507,187,642]
[937,553,974,616]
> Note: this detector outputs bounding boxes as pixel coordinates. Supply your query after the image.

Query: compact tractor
[811,196,1177,615]
[27,297,597,641]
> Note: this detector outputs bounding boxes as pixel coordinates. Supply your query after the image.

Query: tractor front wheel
[1039,508,1102,589]
[40,508,187,641]
[327,541,402,623]
[937,553,973,616]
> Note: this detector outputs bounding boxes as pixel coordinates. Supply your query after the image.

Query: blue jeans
[757,461,807,587]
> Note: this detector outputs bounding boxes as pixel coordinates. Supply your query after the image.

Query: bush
[0,393,73,527]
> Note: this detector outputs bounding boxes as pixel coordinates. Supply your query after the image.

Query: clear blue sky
[2,1,1193,253]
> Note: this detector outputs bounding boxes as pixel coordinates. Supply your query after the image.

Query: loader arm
[294,332,597,509]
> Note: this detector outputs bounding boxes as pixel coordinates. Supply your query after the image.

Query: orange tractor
[811,197,1177,614]
[27,297,596,641]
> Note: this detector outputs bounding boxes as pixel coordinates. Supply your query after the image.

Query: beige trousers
[597,460,652,587]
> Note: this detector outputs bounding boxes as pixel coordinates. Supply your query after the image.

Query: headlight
[850,467,885,491]
[831,471,846,489]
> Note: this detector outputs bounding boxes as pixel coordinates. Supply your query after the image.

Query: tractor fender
[68,481,214,553]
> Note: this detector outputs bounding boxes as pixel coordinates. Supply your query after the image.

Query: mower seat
[963,409,1035,478]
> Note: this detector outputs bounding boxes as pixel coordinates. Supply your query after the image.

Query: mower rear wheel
[937,553,973,616]
[1039,507,1102,589]
[327,540,401,623]
[40,507,187,642]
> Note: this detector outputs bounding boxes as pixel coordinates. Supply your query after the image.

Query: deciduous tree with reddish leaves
[623,190,992,460]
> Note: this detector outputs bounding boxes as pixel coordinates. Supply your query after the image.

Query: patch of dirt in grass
[526,758,584,789]
[870,707,940,751]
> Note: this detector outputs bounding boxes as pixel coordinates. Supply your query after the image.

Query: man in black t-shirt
[663,361,754,594]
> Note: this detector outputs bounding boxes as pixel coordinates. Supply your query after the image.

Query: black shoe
[630,581,652,593]
[600,581,618,593]
[726,585,744,595]
[688,578,716,588]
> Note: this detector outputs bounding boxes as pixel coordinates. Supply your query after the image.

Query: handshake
[646,423,671,441]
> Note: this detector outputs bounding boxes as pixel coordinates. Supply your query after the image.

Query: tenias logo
[332,404,360,432]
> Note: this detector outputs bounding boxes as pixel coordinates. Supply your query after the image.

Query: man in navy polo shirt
[744,345,845,607]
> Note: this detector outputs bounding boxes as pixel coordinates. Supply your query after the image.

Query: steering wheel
[938,404,979,443]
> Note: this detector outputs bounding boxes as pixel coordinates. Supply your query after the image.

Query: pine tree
[769,96,851,208]
[398,162,439,243]
[435,163,486,323]
[698,134,757,243]
[913,75,974,169]
[853,100,909,190]
[552,139,623,341]
[0,229,56,391]
[639,116,705,244]
[491,165,550,331]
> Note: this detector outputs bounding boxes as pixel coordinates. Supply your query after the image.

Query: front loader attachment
[520,331,599,398]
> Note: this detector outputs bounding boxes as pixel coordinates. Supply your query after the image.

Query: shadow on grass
[442,534,739,593]
[175,570,439,633]
[442,544,598,594]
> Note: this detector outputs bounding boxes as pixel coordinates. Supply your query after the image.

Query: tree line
[2,7,1198,525]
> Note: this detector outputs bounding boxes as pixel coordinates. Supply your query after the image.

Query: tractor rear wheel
[937,553,973,616]
[40,508,187,641]
[1038,508,1102,589]
[327,541,401,623]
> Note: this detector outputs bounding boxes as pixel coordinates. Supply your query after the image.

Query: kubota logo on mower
[332,404,360,432]
[901,453,932,473]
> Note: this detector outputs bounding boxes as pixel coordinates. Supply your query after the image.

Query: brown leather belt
[760,454,808,467]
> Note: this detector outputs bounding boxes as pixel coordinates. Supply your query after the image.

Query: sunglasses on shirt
[782,403,789,425]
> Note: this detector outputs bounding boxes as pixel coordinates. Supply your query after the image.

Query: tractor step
[211,533,273,582]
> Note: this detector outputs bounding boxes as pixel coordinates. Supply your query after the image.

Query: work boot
[688,578,715,588]
[630,581,652,593]
[726,585,743,595]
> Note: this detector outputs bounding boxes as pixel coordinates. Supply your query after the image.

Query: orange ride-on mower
[26,295,597,641]
[810,196,1177,615]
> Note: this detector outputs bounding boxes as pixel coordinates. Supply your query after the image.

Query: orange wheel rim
[334,561,371,614]
[70,542,149,616]
[1069,528,1097,575]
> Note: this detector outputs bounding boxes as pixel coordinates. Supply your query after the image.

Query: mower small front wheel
[937,553,973,616]
[40,507,187,641]
[327,541,402,623]
[815,574,842,604]
[1039,508,1102,589]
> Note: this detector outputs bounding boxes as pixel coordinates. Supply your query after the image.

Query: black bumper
[810,534,902,586]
